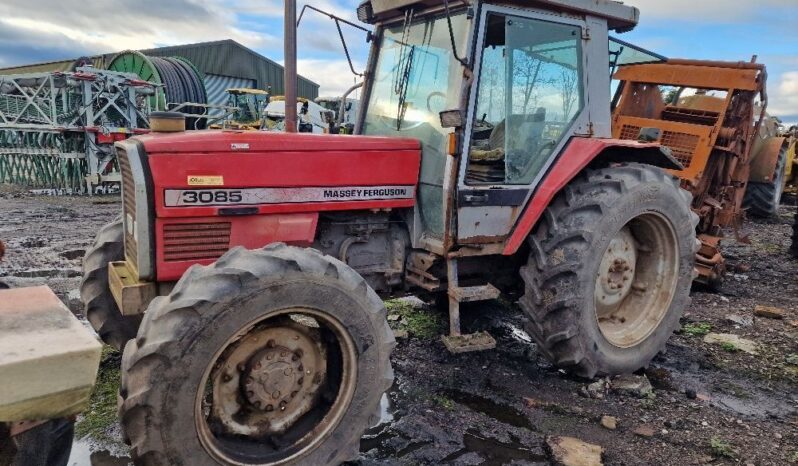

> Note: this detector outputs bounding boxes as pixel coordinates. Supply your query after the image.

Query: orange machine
[612,59,768,286]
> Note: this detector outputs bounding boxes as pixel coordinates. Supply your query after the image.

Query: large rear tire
[119,244,394,465]
[520,163,699,378]
[80,216,140,350]
[744,145,787,218]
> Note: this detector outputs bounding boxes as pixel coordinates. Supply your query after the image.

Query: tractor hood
[124,130,422,219]
[135,129,419,154]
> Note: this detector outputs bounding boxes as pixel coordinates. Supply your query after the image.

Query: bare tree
[559,67,579,121]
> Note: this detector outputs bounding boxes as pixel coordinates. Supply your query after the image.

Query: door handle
[463,194,488,203]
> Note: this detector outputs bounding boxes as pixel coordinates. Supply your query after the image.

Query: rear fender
[502,138,678,255]
[748,136,787,183]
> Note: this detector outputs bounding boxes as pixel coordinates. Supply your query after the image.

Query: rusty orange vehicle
[611,58,769,286]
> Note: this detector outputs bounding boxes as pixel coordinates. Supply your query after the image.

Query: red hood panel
[137,129,420,153]
[135,130,421,219]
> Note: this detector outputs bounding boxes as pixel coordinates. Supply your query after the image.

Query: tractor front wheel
[520,163,699,378]
[119,244,394,465]
[80,216,140,350]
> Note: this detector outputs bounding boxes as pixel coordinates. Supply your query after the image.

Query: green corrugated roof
[0,40,319,99]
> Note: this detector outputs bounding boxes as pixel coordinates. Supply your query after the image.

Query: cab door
[456,6,589,243]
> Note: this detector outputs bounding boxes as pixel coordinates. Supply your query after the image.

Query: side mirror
[439,109,464,129]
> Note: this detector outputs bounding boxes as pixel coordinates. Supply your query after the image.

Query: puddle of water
[442,429,547,465]
[360,393,402,457]
[68,438,131,466]
[444,390,534,431]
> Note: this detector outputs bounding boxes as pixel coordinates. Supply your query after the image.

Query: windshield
[362,11,468,143]
[362,11,469,240]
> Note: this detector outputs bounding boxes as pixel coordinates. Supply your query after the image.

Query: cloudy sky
[0,0,795,123]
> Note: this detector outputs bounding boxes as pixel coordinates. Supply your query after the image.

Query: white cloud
[0,0,278,66]
[624,0,795,22]
[768,71,798,122]
[297,58,364,97]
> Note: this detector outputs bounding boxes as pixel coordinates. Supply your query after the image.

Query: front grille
[162,222,231,262]
[661,131,699,166]
[117,147,138,269]
[619,124,641,141]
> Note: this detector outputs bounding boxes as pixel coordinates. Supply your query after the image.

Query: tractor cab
[226,88,270,128]
[354,0,639,255]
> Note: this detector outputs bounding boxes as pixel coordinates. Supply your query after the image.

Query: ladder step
[448,284,500,303]
[442,331,497,354]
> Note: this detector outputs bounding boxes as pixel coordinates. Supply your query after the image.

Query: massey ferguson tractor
[80,0,698,464]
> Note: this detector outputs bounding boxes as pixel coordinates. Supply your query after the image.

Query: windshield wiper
[395,45,415,130]
[392,8,416,130]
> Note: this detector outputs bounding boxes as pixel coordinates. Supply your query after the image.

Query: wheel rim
[594,212,680,348]
[195,309,357,465]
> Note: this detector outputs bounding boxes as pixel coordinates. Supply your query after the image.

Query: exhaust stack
[284,0,298,133]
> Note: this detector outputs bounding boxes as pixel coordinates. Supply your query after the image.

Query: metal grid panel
[661,131,699,166]
[619,124,641,140]
[162,222,231,262]
[118,148,138,267]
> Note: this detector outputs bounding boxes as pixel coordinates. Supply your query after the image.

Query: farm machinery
[611,58,770,286]
[81,0,698,464]
[0,67,155,193]
[743,117,797,217]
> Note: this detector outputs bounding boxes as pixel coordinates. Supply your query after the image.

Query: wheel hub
[243,343,305,412]
[208,319,328,437]
[596,229,637,311]
[593,214,680,348]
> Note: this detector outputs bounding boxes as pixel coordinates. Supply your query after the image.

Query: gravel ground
[0,188,796,466]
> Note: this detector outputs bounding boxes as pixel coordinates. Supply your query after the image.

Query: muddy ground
[1,188,796,466]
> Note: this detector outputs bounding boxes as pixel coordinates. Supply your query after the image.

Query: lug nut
[267,339,276,348]
[297,377,304,385]
[272,390,281,399]
[222,373,232,382]
[237,363,246,372]
[265,404,274,412]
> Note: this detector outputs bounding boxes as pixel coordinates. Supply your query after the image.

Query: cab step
[441,258,498,354]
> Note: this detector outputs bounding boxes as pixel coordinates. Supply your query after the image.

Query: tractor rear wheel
[80,216,140,350]
[744,145,787,218]
[520,163,699,378]
[119,244,394,466]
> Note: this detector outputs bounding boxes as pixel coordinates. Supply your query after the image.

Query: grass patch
[682,322,712,336]
[709,437,736,459]
[75,345,122,444]
[431,394,455,411]
[720,342,739,353]
[385,299,442,339]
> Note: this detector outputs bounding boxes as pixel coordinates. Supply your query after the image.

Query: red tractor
[81,0,698,464]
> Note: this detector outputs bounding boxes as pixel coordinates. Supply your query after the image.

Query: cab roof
[363,0,639,31]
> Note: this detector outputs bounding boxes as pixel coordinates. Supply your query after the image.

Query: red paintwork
[139,130,421,280]
[141,131,421,218]
[503,137,662,255]
[155,213,318,281]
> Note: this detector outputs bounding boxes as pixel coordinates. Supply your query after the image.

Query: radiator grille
[619,124,641,141]
[117,147,138,268]
[162,222,231,262]
[661,131,699,166]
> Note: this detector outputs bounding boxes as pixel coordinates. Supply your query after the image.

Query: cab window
[466,14,584,185]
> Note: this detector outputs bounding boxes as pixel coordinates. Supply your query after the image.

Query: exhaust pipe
[284,0,298,133]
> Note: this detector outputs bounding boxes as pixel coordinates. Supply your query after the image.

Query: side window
[466,14,584,184]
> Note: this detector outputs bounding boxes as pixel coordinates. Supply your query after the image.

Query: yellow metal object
[109,260,157,316]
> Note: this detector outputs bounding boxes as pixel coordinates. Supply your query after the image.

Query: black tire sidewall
[575,177,695,374]
[156,279,386,465]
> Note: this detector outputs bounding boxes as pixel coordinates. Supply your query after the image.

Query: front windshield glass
[363,11,468,143]
[362,11,469,239]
